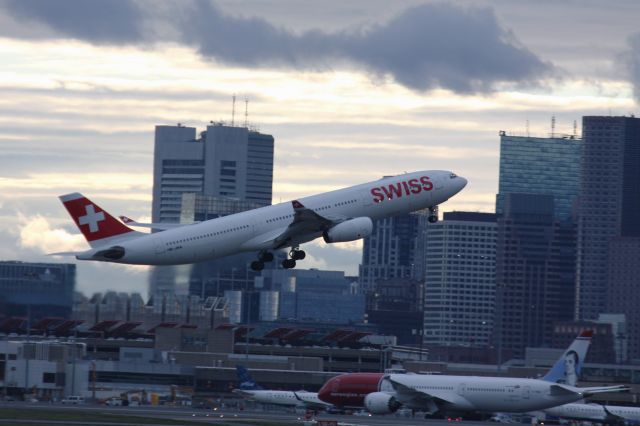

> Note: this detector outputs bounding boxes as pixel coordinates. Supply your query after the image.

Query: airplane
[53,170,467,270]
[231,365,332,410]
[528,331,640,425]
[317,330,629,416]
[540,402,640,425]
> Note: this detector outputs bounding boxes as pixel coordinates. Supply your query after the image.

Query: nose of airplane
[317,379,333,404]
[457,176,468,191]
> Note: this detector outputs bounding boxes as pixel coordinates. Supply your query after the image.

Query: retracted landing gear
[282,247,306,269]
[428,205,439,223]
[250,251,275,271]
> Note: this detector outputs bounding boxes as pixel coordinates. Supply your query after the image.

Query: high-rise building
[359,211,428,293]
[576,116,640,320]
[258,269,364,324]
[423,212,497,347]
[0,261,76,321]
[494,194,577,357]
[150,123,275,297]
[606,238,640,360]
[496,132,581,221]
[152,123,274,223]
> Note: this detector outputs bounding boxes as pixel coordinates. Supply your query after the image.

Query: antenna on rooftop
[244,97,249,128]
[551,115,556,138]
[231,93,236,127]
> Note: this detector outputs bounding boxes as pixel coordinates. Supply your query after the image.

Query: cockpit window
[449,173,457,178]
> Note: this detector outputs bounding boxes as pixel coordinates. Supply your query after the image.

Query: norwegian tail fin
[542,329,593,386]
[236,365,263,390]
[59,193,139,248]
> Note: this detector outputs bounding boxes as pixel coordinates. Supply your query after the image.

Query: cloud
[627,33,640,103]
[0,0,552,94]
[0,0,144,44]
[18,214,85,253]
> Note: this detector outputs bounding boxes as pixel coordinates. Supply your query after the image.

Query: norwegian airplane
[54,170,467,270]
[232,366,332,410]
[317,331,629,416]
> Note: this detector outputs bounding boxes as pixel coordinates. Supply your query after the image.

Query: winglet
[292,200,305,209]
[119,215,135,224]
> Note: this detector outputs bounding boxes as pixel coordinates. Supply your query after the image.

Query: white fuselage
[80,170,465,265]
[543,403,640,423]
[388,374,594,413]
[233,389,329,409]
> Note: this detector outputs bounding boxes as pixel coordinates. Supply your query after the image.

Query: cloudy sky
[0,0,638,297]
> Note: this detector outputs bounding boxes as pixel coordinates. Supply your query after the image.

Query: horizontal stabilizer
[119,215,196,230]
[581,385,630,396]
[47,251,84,257]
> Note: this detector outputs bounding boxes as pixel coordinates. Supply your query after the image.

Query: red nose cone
[318,378,335,404]
[318,373,384,407]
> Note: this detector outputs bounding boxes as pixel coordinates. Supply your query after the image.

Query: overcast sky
[0,0,638,297]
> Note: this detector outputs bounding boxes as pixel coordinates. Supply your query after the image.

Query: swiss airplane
[54,170,467,270]
[231,366,332,410]
[317,331,628,416]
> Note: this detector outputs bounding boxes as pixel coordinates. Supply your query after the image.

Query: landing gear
[250,251,275,271]
[250,261,264,271]
[282,258,296,269]
[428,205,439,223]
[260,251,274,262]
[290,248,306,260]
[281,247,306,269]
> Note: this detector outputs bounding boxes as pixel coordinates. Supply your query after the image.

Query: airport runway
[0,401,499,425]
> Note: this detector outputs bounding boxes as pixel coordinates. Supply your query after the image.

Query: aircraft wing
[271,200,342,249]
[601,405,626,424]
[119,216,198,231]
[387,376,460,413]
[293,392,332,410]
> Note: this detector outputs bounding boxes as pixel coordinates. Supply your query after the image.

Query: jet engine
[363,392,401,415]
[323,217,373,243]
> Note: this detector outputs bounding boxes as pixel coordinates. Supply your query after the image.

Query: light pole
[245,263,251,359]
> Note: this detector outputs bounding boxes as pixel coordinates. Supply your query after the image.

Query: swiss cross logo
[78,204,105,233]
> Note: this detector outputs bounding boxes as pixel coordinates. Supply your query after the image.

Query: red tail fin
[59,193,135,245]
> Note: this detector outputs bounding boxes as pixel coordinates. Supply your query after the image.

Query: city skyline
[0,1,639,294]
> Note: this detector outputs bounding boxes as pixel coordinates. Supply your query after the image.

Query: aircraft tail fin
[59,193,141,248]
[542,329,592,386]
[236,365,263,390]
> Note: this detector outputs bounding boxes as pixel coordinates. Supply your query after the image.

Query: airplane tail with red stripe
[59,193,141,248]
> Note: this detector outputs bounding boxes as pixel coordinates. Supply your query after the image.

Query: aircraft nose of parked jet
[317,378,334,404]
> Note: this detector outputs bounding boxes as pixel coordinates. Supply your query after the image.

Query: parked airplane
[531,330,640,425]
[53,170,467,270]
[317,331,628,416]
[231,366,332,410]
[541,402,640,425]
